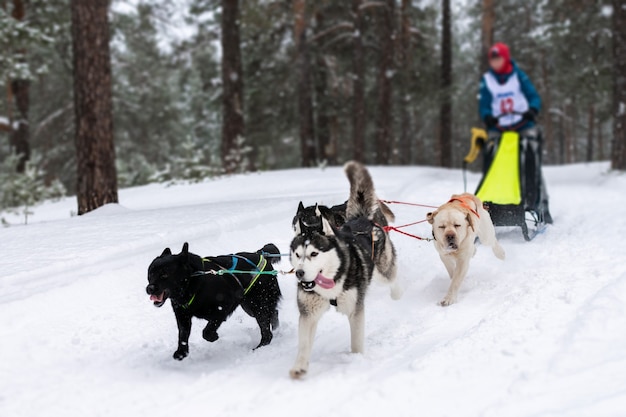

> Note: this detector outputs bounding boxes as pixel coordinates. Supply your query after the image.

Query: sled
[464,120,552,241]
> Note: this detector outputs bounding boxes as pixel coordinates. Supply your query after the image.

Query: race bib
[484,72,529,127]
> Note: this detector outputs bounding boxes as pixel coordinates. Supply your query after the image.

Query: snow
[1,162,626,417]
[0,116,18,130]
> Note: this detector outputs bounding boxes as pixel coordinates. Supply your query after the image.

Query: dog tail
[344,161,394,224]
[258,243,282,265]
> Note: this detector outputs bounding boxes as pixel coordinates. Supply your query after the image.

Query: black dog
[146,242,282,360]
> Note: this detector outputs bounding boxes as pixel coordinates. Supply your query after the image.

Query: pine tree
[439,0,453,167]
[0,152,65,224]
[70,0,118,214]
[221,0,246,174]
[612,0,626,170]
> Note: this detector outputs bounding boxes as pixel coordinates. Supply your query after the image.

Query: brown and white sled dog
[288,161,401,379]
[427,193,505,306]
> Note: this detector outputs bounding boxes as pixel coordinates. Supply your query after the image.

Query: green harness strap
[182,293,196,309]
[243,256,267,296]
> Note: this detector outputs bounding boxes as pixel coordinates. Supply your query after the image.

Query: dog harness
[448,196,481,219]
[203,255,269,296]
[234,255,268,296]
[183,255,269,309]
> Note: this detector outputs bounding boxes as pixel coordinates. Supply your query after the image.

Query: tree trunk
[352,0,366,163]
[564,105,573,163]
[541,49,555,164]
[439,0,453,167]
[557,113,564,164]
[598,118,604,160]
[294,0,316,167]
[397,0,412,165]
[8,0,30,173]
[612,0,626,170]
[70,0,118,215]
[314,51,334,164]
[586,104,595,162]
[571,103,578,162]
[375,0,395,165]
[9,79,30,173]
[221,0,246,174]
[480,0,495,76]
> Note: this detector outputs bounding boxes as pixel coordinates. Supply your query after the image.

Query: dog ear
[321,215,335,236]
[161,248,172,257]
[181,242,189,255]
[426,211,437,224]
[314,203,321,217]
[318,205,332,219]
[466,213,475,231]
[297,201,305,213]
[380,201,396,223]
[294,217,305,235]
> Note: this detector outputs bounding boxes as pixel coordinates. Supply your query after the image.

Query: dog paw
[439,297,455,307]
[254,336,273,350]
[289,368,307,379]
[202,329,219,342]
[173,349,188,360]
[493,243,506,260]
[390,284,404,300]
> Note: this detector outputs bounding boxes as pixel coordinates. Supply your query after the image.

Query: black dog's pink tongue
[150,293,163,302]
[314,273,335,289]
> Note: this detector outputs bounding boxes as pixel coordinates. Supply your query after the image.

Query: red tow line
[379,199,438,209]
[379,199,436,242]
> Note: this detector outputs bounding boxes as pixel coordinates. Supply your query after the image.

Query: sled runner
[464,114,552,241]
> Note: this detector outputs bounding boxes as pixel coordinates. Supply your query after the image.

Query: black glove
[522,108,538,122]
[484,115,498,129]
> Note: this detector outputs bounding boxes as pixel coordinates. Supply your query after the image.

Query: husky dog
[292,201,348,235]
[292,198,395,237]
[288,161,401,379]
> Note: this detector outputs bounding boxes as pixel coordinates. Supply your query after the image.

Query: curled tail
[258,243,282,265]
[344,161,394,225]
[344,161,378,220]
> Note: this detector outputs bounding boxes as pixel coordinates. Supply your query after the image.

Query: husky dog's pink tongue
[150,293,164,302]
[314,273,335,289]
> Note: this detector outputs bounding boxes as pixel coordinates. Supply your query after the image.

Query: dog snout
[146,284,157,295]
[446,234,456,243]
[295,269,305,279]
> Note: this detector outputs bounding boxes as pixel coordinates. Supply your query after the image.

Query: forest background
[0,0,624,216]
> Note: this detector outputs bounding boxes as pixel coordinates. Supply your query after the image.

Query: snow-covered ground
[1,162,625,417]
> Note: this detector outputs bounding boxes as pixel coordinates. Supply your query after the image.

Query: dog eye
[438,226,445,229]
[310,251,318,257]
[294,252,301,259]
[454,224,461,228]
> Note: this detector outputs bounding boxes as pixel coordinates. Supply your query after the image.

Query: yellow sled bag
[476,131,521,206]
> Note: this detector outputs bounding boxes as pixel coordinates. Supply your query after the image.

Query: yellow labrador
[427,193,505,306]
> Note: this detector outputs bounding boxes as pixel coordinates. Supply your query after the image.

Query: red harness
[448,196,481,219]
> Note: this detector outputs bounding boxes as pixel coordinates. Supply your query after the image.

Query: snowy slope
[1,163,625,417]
